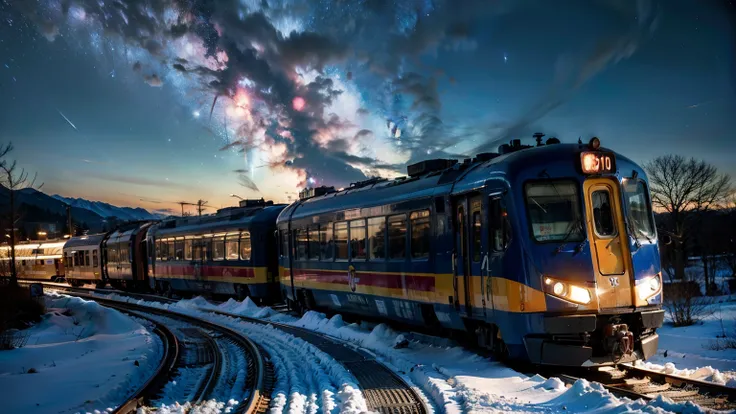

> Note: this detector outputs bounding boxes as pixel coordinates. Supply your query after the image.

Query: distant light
[37,231,47,236]
[63,235,70,239]
[308,177,316,185]
[193,110,200,118]
[292,96,306,111]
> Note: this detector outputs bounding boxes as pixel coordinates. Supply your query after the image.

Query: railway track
[203,308,431,414]
[36,286,272,414]
[556,364,736,411]
[30,281,431,413]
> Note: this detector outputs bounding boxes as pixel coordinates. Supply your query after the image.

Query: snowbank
[93,293,736,413]
[0,294,162,414]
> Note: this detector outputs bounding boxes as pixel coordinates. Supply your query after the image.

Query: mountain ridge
[51,195,163,221]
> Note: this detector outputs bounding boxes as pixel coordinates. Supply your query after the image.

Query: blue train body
[277,139,665,366]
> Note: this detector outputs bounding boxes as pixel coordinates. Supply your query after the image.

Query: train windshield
[623,180,656,239]
[525,181,583,242]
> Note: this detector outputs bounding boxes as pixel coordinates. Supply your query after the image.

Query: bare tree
[644,155,732,282]
[0,143,43,286]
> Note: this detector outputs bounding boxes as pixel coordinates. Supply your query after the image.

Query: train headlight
[638,274,662,301]
[544,276,592,305]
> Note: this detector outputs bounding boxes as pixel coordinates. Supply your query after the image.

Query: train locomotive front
[481,138,665,366]
[277,136,664,366]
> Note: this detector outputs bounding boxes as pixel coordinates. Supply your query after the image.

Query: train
[11,135,665,367]
[0,240,66,281]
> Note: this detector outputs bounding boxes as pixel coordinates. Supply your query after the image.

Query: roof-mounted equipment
[299,186,336,200]
[407,159,458,177]
[238,198,274,208]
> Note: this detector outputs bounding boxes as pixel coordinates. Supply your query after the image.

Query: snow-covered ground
[635,295,736,387]
[91,293,733,414]
[0,294,162,414]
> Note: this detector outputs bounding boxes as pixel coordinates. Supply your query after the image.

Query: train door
[468,196,484,318]
[453,196,472,316]
[583,178,634,308]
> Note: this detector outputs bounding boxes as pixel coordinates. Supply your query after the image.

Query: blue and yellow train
[20,134,664,366]
[276,136,664,366]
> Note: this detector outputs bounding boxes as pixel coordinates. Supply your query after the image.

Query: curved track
[32,284,272,414]
[204,308,430,414]
[110,309,180,414]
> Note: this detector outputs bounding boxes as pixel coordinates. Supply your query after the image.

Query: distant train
[0,240,65,281]
[16,135,665,367]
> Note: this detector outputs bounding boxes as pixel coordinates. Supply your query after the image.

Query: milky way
[4,0,666,193]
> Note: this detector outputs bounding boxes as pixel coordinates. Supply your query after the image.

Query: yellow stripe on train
[279,266,547,313]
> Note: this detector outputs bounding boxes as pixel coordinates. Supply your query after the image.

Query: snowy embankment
[104,294,724,414]
[0,294,162,414]
[98,295,369,414]
[634,295,736,388]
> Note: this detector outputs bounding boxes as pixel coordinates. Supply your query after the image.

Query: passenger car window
[320,223,333,261]
[184,239,193,260]
[410,210,430,259]
[490,198,512,252]
[308,226,320,260]
[388,214,407,259]
[241,232,252,260]
[367,217,385,260]
[226,235,239,260]
[334,222,348,260]
[296,228,308,260]
[212,237,225,260]
[350,220,366,260]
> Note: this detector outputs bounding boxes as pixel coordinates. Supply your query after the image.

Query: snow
[634,295,736,388]
[0,294,162,414]
[94,293,369,414]
[91,293,730,414]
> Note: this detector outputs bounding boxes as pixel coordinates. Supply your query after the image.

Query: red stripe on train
[156,264,256,278]
[291,268,435,292]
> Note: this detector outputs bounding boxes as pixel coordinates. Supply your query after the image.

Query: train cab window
[350,220,366,260]
[623,180,656,239]
[490,198,512,251]
[240,233,252,261]
[367,217,386,260]
[212,237,225,261]
[334,222,348,260]
[320,223,334,261]
[525,181,582,242]
[92,250,98,268]
[472,212,482,261]
[410,210,430,259]
[85,251,90,267]
[184,239,193,260]
[388,214,407,260]
[226,235,239,260]
[308,226,320,260]
[296,228,309,260]
[591,190,616,237]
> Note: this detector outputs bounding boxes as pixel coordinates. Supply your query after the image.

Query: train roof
[0,240,66,250]
[153,204,286,238]
[279,141,646,222]
[64,233,106,249]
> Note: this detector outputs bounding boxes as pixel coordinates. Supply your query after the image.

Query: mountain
[51,195,163,221]
[0,187,106,233]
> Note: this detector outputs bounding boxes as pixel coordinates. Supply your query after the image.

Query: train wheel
[236,284,250,301]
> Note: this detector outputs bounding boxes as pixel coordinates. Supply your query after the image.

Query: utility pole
[66,203,73,237]
[196,199,209,217]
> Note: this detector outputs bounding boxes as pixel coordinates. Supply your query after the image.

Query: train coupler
[603,323,634,359]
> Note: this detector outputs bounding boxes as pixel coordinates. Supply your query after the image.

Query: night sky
[1,0,734,215]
